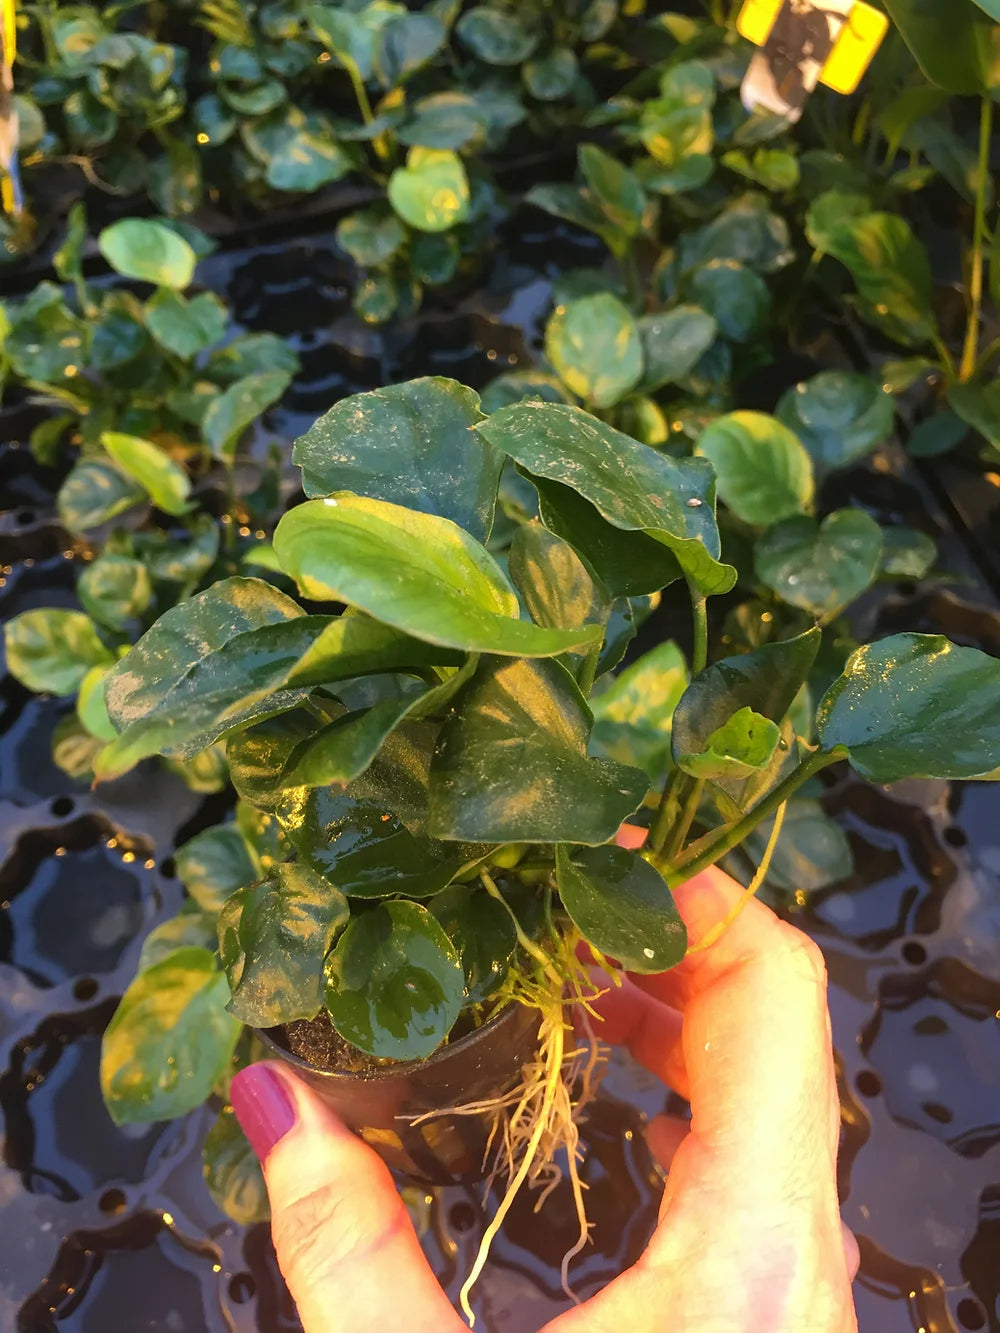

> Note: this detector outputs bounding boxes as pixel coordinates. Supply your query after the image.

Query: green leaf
[146,291,227,360]
[556,845,686,973]
[98,219,196,289]
[671,629,820,788]
[524,46,579,100]
[545,294,643,409]
[754,511,882,621]
[410,231,460,286]
[203,1106,269,1226]
[219,861,349,1027]
[524,183,622,248]
[907,408,968,457]
[578,144,645,236]
[242,107,353,192]
[399,91,489,149]
[696,412,813,527]
[743,799,852,892]
[481,372,572,415]
[882,0,1000,93]
[139,905,218,972]
[57,459,145,534]
[77,664,118,743]
[429,885,517,1002]
[949,380,1000,452]
[324,900,466,1060]
[101,433,192,516]
[54,202,87,284]
[637,306,718,392]
[721,147,800,192]
[879,526,936,579]
[388,148,469,232]
[335,208,407,266]
[5,284,86,381]
[776,372,895,472]
[429,656,648,843]
[101,949,241,1124]
[477,403,735,595]
[374,12,446,86]
[677,704,781,781]
[4,609,113,695]
[805,199,937,347]
[591,640,688,783]
[292,378,501,542]
[686,260,770,344]
[78,555,152,630]
[273,495,600,657]
[456,7,538,63]
[203,371,291,460]
[817,633,1000,780]
[177,822,259,913]
[508,521,610,638]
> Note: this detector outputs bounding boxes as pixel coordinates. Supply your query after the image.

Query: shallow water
[1,221,999,1332]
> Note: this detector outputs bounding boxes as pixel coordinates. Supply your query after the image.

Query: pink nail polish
[231,1065,297,1163]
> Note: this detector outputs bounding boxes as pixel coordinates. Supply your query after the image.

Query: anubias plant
[97,378,1000,1308]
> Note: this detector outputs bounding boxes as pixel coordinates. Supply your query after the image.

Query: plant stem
[659,748,843,886]
[663,776,705,865]
[481,869,561,987]
[689,583,708,677]
[649,765,688,856]
[577,637,601,698]
[959,97,993,384]
[686,799,787,954]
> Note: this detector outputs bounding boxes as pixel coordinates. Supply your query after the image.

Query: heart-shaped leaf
[776,372,895,472]
[374,12,446,86]
[686,260,770,344]
[292,378,501,542]
[477,403,735,594]
[98,218,196,288]
[101,432,192,516]
[637,306,718,392]
[177,822,260,913]
[696,411,813,527]
[219,861,350,1027]
[556,844,687,972]
[388,147,469,232]
[324,900,466,1060]
[754,510,882,621]
[57,459,145,534]
[100,948,241,1124]
[274,495,600,657]
[545,293,643,408]
[78,555,152,630]
[4,609,113,695]
[335,208,407,266]
[817,633,1000,781]
[203,371,291,460]
[879,527,936,579]
[677,705,781,781]
[429,885,517,1003]
[456,7,538,63]
[242,107,352,191]
[146,290,228,360]
[429,656,648,843]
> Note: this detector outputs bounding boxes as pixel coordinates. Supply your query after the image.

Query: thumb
[231,1062,467,1333]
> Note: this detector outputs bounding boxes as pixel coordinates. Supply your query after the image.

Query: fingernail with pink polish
[231,1065,296,1163]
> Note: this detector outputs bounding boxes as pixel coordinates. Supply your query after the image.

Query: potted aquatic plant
[98,378,1000,1314]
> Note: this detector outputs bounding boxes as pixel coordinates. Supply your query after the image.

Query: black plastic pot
[259,1003,542,1186]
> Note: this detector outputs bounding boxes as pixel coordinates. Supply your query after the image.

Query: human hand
[230,865,859,1333]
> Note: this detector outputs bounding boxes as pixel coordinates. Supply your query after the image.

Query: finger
[842,1223,860,1280]
[231,1063,465,1333]
[647,1113,690,1173]
[585,972,690,1100]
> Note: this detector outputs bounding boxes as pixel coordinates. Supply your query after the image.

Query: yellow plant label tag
[738,0,888,116]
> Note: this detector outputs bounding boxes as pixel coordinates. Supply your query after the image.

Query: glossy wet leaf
[219,862,349,1027]
[818,633,1000,780]
[274,495,599,658]
[545,294,642,409]
[697,412,813,527]
[293,379,500,542]
[776,372,895,472]
[754,511,882,621]
[388,148,469,232]
[78,555,152,631]
[509,522,610,640]
[203,371,291,461]
[177,822,260,914]
[556,845,686,973]
[677,705,781,781]
[138,904,218,972]
[101,948,241,1124]
[744,799,852,892]
[429,656,648,843]
[57,459,145,534]
[101,433,191,516]
[591,641,688,783]
[805,199,937,347]
[324,900,465,1061]
[203,1107,269,1226]
[146,290,227,360]
[883,0,1000,93]
[879,527,936,580]
[671,629,820,787]
[4,609,113,696]
[456,8,538,63]
[637,306,718,392]
[98,218,196,289]
[429,885,517,1003]
[478,403,735,595]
